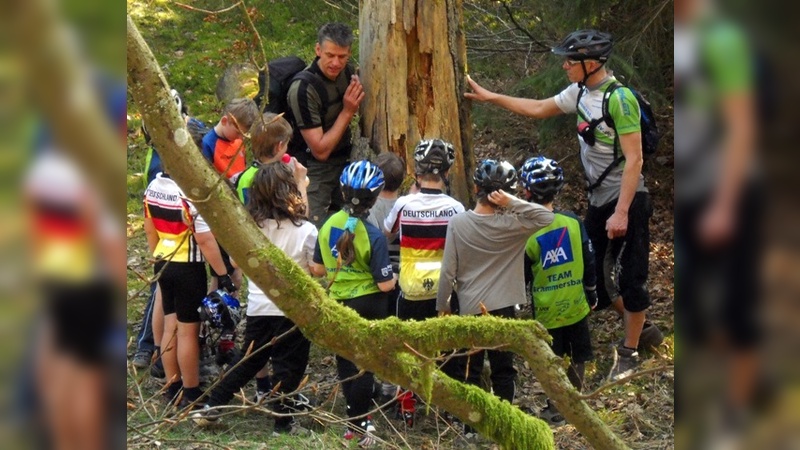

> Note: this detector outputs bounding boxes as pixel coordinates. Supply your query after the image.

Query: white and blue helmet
[340,160,385,204]
[519,156,564,201]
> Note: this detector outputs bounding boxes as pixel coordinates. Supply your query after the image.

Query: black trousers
[336,292,388,429]
[443,306,517,403]
[207,315,310,427]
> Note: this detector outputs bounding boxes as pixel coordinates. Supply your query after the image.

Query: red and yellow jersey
[25,151,97,282]
[143,173,207,262]
[385,189,465,300]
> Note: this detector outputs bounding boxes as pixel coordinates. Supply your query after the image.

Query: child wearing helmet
[436,159,553,433]
[382,139,465,427]
[309,160,397,446]
[520,156,597,426]
[193,162,318,435]
[385,139,465,319]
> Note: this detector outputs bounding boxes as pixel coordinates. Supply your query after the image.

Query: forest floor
[126,1,674,448]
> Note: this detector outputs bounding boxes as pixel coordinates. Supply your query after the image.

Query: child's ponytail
[335,216,359,267]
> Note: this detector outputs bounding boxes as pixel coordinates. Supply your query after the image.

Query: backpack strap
[584,82,626,192]
[292,64,355,120]
[292,70,331,115]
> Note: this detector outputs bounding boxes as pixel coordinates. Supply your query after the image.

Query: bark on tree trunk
[128,14,630,450]
[359,0,475,205]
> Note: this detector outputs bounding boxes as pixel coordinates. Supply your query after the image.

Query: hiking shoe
[618,322,665,351]
[639,322,664,350]
[190,404,220,424]
[132,350,152,369]
[343,429,357,440]
[609,346,640,381]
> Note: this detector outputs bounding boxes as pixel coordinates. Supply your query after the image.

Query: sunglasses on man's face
[565,59,583,66]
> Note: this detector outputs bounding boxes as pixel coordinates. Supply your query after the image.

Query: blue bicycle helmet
[200,290,242,330]
[520,156,564,202]
[414,139,456,175]
[551,29,613,62]
[340,160,385,204]
[473,159,517,192]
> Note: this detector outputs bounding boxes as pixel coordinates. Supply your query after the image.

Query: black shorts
[155,260,207,323]
[586,191,653,313]
[340,291,389,321]
[44,279,115,365]
[397,296,437,321]
[675,184,762,349]
[549,316,593,364]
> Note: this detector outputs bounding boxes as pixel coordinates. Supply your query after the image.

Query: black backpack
[576,82,660,191]
[253,56,353,163]
[254,56,307,114]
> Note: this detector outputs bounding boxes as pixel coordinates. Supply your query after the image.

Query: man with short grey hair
[287,22,364,227]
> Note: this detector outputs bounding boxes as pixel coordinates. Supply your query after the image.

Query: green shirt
[525,211,591,329]
[313,210,394,301]
[232,163,259,204]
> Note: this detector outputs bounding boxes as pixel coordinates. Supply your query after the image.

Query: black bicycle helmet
[519,156,564,202]
[339,160,385,205]
[414,139,456,175]
[551,29,613,62]
[473,159,517,192]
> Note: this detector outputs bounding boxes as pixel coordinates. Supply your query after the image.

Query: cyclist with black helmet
[465,29,657,380]
[520,156,597,426]
[382,139,465,427]
[385,139,465,320]
[309,160,396,448]
[436,159,553,437]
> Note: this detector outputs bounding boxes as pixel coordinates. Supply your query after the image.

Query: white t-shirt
[246,219,318,316]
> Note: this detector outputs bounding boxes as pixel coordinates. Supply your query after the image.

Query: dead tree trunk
[359,0,475,205]
[128,14,630,450]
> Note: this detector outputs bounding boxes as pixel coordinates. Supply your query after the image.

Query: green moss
[443,376,554,450]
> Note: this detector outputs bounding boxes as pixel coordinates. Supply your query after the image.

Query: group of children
[139,92,619,446]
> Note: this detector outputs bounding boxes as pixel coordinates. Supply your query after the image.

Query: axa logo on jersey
[536,227,574,270]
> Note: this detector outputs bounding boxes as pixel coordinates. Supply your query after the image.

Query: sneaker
[150,362,166,383]
[609,346,640,381]
[354,418,378,448]
[132,350,152,369]
[190,404,221,424]
[272,420,311,437]
[343,429,357,440]
[253,390,269,405]
[290,393,313,411]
